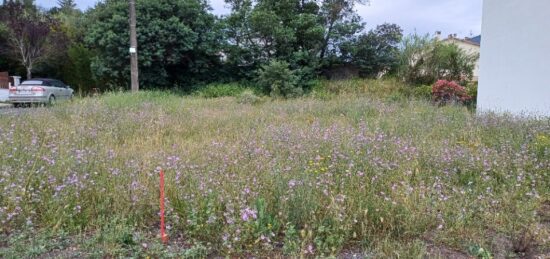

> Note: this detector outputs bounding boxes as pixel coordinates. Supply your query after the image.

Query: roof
[23,78,55,82]
[468,35,481,45]
[442,36,480,47]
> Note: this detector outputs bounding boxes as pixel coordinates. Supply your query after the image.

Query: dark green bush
[410,84,433,99]
[256,60,302,98]
[195,83,246,98]
[237,90,264,105]
[398,34,478,85]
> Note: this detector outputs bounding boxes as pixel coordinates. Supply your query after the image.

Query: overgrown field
[1,86,549,257]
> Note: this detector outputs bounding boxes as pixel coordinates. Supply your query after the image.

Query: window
[54,81,66,88]
[21,80,44,85]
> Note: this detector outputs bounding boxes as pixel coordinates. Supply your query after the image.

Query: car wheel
[48,95,56,106]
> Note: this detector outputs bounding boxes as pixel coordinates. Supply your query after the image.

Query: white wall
[478,0,550,116]
[0,89,8,102]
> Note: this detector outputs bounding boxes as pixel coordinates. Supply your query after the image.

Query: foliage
[195,83,246,98]
[0,2,67,79]
[468,244,493,259]
[466,81,478,102]
[237,89,263,105]
[256,60,302,98]
[410,84,433,99]
[1,89,549,257]
[432,80,472,105]
[312,77,404,100]
[2,0,406,91]
[85,0,224,89]
[397,34,435,85]
[340,23,403,77]
[223,0,367,84]
[432,43,478,83]
[62,44,97,94]
[0,22,26,75]
[397,34,478,85]
[57,0,77,13]
[318,0,367,61]
[531,134,550,159]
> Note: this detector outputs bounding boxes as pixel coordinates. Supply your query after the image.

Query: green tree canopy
[85,0,224,89]
[340,23,403,77]
[397,34,479,85]
[223,0,366,85]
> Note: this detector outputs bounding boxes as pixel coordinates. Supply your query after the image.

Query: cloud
[36,0,97,10]
[357,0,482,37]
[36,0,482,37]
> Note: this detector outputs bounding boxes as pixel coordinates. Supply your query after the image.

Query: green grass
[0,79,549,257]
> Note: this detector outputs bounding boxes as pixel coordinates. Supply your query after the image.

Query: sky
[36,0,482,37]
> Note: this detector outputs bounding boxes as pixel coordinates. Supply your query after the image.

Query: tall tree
[57,0,76,12]
[86,0,224,89]
[223,0,325,82]
[319,0,366,60]
[0,2,62,79]
[223,0,366,71]
[340,23,403,77]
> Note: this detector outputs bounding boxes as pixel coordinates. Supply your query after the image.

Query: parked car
[9,78,74,106]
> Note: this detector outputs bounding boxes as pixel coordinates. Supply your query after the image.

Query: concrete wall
[0,89,8,102]
[478,0,550,116]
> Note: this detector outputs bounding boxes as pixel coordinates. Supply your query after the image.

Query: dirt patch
[37,248,87,259]
[489,232,515,259]
[539,201,550,225]
[424,242,471,259]
[339,248,371,259]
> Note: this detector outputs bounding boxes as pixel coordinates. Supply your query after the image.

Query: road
[0,89,8,102]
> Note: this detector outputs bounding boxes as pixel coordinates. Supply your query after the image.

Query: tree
[319,0,366,61]
[397,34,479,85]
[62,44,96,94]
[223,0,367,86]
[431,43,478,83]
[257,60,301,98]
[0,2,62,79]
[340,23,403,77]
[57,0,76,13]
[86,0,224,89]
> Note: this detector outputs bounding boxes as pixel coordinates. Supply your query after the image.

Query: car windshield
[21,80,44,85]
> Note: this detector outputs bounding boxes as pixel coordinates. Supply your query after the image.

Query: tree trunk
[320,21,334,60]
[26,67,32,80]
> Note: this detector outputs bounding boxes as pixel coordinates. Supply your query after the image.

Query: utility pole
[129,0,139,92]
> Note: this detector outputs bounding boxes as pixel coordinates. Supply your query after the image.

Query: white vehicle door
[51,81,65,99]
[59,81,73,99]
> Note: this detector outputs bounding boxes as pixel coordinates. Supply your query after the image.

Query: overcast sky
[36,0,482,37]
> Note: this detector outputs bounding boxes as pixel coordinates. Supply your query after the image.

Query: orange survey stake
[160,169,168,244]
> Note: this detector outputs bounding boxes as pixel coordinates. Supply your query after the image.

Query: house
[478,0,550,116]
[0,72,21,102]
[437,32,481,81]
[0,72,8,89]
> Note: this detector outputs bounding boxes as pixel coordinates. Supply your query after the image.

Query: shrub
[432,80,472,105]
[531,134,550,159]
[237,90,263,105]
[432,43,478,84]
[410,84,433,99]
[466,82,478,101]
[195,83,245,98]
[256,60,302,98]
[397,34,436,85]
[397,34,478,85]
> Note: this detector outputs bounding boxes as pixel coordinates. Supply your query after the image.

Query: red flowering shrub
[432,80,472,105]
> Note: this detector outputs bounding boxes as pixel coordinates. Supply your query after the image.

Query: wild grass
[0,81,549,257]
